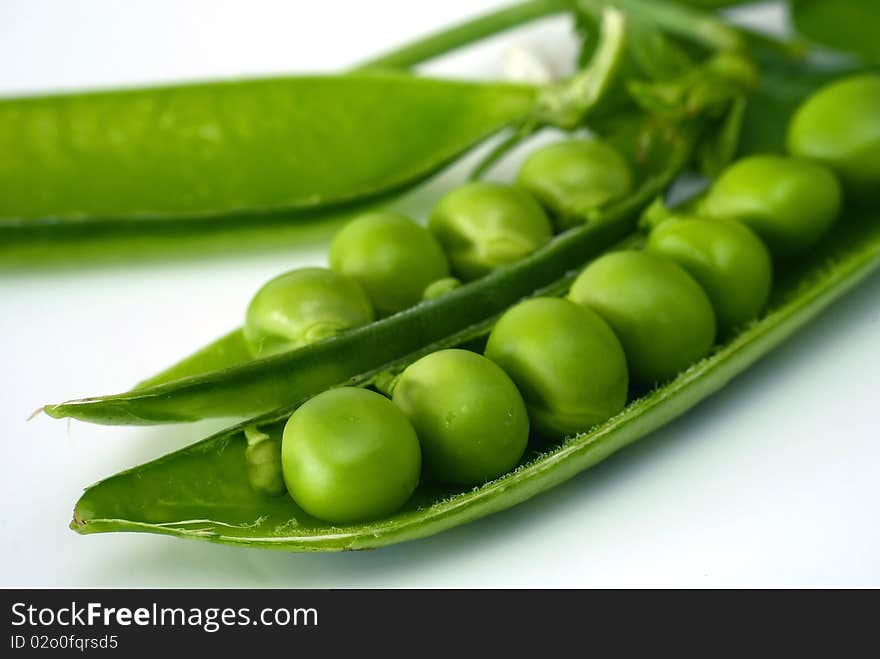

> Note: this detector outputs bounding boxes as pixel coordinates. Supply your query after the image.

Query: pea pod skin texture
[134,329,252,390]
[569,251,717,385]
[790,0,880,63]
[645,217,772,333]
[699,155,842,257]
[0,73,537,224]
[70,211,880,550]
[787,74,880,202]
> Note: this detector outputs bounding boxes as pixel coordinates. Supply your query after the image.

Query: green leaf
[791,0,880,62]
[71,210,880,550]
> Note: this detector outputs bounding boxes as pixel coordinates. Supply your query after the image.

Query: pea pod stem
[469,125,535,181]
[577,0,745,52]
[472,4,628,178]
[535,6,627,128]
[357,0,803,73]
[356,0,574,71]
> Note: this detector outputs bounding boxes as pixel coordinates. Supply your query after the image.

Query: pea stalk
[357,0,803,72]
[357,0,574,70]
[578,0,745,51]
[471,5,628,177]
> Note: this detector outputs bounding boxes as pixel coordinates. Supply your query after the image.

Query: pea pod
[0,5,630,267]
[51,39,761,418]
[40,107,698,425]
[41,182,667,425]
[790,0,880,63]
[70,209,880,550]
[0,75,535,236]
[47,99,755,425]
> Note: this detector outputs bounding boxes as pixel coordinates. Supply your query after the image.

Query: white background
[1,1,878,588]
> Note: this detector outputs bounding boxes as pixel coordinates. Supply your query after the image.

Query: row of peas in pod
[248,73,878,524]
[243,137,634,358]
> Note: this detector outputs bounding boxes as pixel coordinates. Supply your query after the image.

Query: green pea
[516,138,632,230]
[329,211,450,316]
[646,216,772,333]
[244,267,374,358]
[421,277,462,301]
[699,154,841,257]
[282,387,421,524]
[787,73,880,203]
[244,425,286,496]
[429,182,552,281]
[569,251,716,384]
[392,349,529,484]
[484,297,628,438]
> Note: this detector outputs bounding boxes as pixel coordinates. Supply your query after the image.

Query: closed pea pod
[282,387,421,524]
[516,138,633,229]
[484,297,628,438]
[698,154,841,257]
[329,212,450,316]
[0,74,539,241]
[787,74,880,203]
[0,6,632,265]
[429,182,553,281]
[646,216,772,333]
[392,349,529,485]
[569,251,716,384]
[243,267,374,358]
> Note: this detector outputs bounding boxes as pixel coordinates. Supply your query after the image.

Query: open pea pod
[43,117,694,425]
[42,200,648,424]
[41,41,801,427]
[71,210,880,550]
